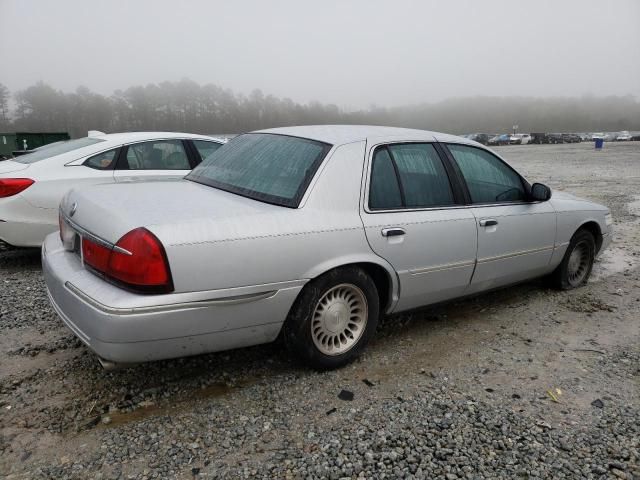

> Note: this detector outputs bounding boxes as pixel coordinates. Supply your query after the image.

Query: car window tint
[448,144,525,203]
[84,148,118,170]
[187,133,330,208]
[369,148,402,209]
[192,140,222,161]
[387,143,454,208]
[123,140,190,170]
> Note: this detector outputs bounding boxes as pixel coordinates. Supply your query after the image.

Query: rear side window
[447,144,525,203]
[370,148,402,209]
[84,148,118,170]
[369,143,455,209]
[122,140,190,170]
[192,140,222,161]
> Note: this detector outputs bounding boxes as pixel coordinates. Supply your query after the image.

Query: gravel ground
[1,142,639,479]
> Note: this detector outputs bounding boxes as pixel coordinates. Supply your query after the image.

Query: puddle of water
[592,247,636,282]
[98,382,243,428]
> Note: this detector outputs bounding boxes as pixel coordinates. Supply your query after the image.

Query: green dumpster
[0,132,70,159]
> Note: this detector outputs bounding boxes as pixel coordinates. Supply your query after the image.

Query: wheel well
[578,221,603,253]
[309,262,393,313]
[357,263,392,312]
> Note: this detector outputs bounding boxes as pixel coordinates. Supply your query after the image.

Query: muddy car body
[43,125,612,369]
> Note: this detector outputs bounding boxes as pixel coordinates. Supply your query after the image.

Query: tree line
[0,79,638,138]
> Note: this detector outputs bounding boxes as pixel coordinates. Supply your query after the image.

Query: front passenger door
[445,144,556,292]
[114,139,192,183]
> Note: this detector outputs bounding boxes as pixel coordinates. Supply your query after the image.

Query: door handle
[479,219,498,227]
[381,227,406,237]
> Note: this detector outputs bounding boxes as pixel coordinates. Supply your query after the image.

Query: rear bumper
[42,233,304,364]
[0,195,57,247]
[0,218,56,247]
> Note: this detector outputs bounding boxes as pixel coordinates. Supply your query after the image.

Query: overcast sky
[1,0,639,109]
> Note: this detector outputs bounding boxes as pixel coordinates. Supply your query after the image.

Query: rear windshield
[14,137,105,164]
[186,133,331,208]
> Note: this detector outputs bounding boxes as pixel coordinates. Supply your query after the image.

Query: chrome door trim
[477,245,555,264]
[409,259,476,275]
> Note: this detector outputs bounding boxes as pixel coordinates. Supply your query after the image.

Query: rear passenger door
[360,142,478,312]
[444,143,556,292]
[114,139,194,183]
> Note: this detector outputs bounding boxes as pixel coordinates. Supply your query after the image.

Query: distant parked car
[509,134,532,145]
[562,134,581,144]
[43,125,612,369]
[0,131,225,248]
[548,133,564,144]
[530,133,549,144]
[630,132,640,141]
[489,134,510,146]
[603,133,617,142]
[615,131,632,141]
[464,133,489,145]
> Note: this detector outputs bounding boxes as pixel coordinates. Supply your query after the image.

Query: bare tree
[0,83,10,126]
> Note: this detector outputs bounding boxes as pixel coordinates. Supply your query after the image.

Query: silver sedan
[43,126,612,369]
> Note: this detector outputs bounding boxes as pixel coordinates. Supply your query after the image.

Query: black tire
[550,229,596,290]
[282,266,380,370]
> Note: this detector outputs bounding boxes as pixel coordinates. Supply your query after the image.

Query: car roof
[254,125,479,147]
[91,131,222,143]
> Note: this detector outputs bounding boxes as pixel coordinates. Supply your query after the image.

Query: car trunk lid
[61,178,286,246]
[0,160,30,175]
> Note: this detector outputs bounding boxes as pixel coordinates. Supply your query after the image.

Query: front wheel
[283,266,380,370]
[551,229,596,290]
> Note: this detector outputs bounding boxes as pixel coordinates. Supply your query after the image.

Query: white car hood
[0,160,29,175]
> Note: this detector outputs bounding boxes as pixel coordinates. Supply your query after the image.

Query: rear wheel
[551,229,596,290]
[283,266,379,370]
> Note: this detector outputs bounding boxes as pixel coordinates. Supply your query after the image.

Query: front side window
[186,133,331,208]
[447,144,525,203]
[122,140,190,170]
[84,148,118,170]
[192,140,222,162]
[369,143,455,210]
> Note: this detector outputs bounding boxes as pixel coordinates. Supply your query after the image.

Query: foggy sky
[1,0,639,109]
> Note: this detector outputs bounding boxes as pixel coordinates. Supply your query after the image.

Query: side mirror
[531,182,551,201]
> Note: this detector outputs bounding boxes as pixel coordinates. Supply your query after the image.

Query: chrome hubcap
[567,240,590,285]
[311,284,368,356]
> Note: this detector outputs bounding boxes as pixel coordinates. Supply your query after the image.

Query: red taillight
[0,178,35,198]
[108,228,172,291]
[81,228,173,294]
[82,237,111,272]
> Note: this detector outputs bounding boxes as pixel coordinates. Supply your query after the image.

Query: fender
[300,252,400,314]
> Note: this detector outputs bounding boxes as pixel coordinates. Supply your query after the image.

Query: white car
[615,131,632,141]
[0,132,224,248]
[509,134,531,145]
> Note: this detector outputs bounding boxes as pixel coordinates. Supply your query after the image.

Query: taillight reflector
[0,178,35,198]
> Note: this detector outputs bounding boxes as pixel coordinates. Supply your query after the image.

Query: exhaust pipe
[97,356,128,371]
